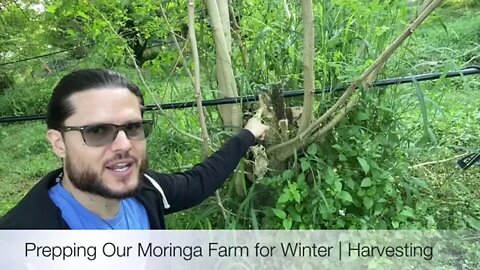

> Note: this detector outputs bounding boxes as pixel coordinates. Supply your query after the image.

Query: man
[0,69,269,229]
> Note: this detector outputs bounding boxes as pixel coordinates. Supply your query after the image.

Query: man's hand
[244,117,270,140]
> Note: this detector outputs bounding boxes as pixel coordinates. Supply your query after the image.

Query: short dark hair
[46,69,145,130]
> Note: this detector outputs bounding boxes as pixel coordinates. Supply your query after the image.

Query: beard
[64,152,148,200]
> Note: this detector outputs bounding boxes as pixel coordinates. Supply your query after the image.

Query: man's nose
[110,130,133,152]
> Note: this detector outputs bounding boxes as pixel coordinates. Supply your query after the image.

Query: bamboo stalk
[206,0,245,196]
[188,0,228,222]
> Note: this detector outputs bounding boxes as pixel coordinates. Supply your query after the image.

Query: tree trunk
[206,0,245,196]
[205,0,242,131]
[297,0,315,134]
[217,0,232,53]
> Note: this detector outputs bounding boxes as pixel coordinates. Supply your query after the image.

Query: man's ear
[47,129,66,158]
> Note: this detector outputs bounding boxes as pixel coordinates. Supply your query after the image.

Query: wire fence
[1,66,479,124]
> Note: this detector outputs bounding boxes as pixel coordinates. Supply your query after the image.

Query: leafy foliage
[261,92,431,229]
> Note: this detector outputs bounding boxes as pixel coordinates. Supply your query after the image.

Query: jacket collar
[1,168,164,229]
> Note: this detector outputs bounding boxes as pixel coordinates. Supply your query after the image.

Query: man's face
[59,88,148,199]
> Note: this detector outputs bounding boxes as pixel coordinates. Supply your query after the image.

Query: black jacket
[0,129,255,229]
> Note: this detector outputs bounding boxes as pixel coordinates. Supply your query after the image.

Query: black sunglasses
[59,120,154,147]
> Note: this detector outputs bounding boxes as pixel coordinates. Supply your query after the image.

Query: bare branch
[409,153,468,169]
[188,0,227,222]
[188,0,210,159]
[88,3,204,143]
[267,0,444,161]
[297,0,315,134]
[158,3,195,84]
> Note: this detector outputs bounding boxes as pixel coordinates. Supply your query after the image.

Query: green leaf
[357,157,370,174]
[338,191,353,203]
[76,10,90,20]
[367,187,377,196]
[426,215,436,227]
[293,191,301,203]
[282,170,294,180]
[374,205,383,216]
[297,173,306,184]
[277,193,290,203]
[385,183,394,196]
[290,212,302,223]
[338,154,347,161]
[465,215,480,230]
[250,208,259,230]
[273,208,287,219]
[333,180,342,192]
[414,79,437,144]
[332,144,342,151]
[411,177,429,189]
[360,178,373,187]
[363,197,374,209]
[307,143,318,156]
[374,25,390,36]
[283,218,293,230]
[325,167,335,185]
[400,208,415,218]
[46,5,57,14]
[346,178,355,190]
[392,221,399,229]
[301,160,310,172]
[356,111,370,121]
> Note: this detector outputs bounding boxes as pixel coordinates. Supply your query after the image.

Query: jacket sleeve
[147,129,256,214]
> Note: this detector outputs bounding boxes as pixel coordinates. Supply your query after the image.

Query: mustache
[103,152,149,174]
[103,152,139,165]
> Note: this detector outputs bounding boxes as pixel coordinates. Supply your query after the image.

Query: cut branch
[297,0,315,134]
[267,0,444,161]
[409,153,467,169]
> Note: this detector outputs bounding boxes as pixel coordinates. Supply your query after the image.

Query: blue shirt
[48,182,150,229]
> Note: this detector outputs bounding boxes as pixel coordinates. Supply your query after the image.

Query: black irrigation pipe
[1,66,479,124]
[0,40,177,67]
[0,45,93,67]
[148,66,480,109]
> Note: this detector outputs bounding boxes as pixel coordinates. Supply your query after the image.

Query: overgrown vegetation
[0,0,479,243]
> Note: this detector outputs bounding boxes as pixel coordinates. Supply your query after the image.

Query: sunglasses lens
[79,121,153,147]
[125,121,153,139]
[83,124,117,147]
[142,121,153,139]
[124,122,145,139]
